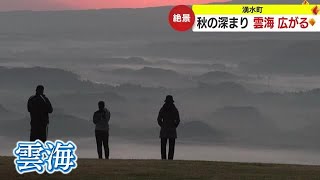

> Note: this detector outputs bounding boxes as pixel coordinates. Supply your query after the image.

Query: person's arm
[106,110,111,123]
[44,96,53,114]
[157,109,163,127]
[93,112,99,124]
[27,97,32,112]
[175,110,180,128]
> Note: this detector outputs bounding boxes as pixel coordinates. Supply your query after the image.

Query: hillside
[1,156,320,180]
[197,71,241,82]
[0,66,112,92]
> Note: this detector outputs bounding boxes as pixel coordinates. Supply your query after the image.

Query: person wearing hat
[157,95,180,160]
[27,85,53,142]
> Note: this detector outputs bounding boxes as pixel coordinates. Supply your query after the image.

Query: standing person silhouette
[27,85,53,142]
[157,95,180,160]
[93,101,111,159]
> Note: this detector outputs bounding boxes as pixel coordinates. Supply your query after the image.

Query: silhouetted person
[157,95,180,160]
[93,101,111,159]
[28,85,53,142]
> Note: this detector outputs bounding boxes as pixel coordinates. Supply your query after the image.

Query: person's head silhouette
[98,101,105,111]
[36,85,44,95]
[164,95,174,103]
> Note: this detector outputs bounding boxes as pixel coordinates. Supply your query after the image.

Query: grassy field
[1,156,320,180]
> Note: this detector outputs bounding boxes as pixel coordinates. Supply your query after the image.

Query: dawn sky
[0,0,228,11]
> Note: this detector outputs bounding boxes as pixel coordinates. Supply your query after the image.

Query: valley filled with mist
[1,4,320,164]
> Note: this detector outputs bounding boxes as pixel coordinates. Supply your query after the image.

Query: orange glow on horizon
[0,0,230,11]
[62,0,229,10]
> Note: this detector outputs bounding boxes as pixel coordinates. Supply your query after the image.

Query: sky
[0,0,228,11]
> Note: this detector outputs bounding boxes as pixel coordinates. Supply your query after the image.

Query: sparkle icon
[312,5,319,15]
[309,18,316,26]
[302,0,309,5]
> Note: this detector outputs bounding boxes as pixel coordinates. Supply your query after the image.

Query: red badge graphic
[168,5,195,32]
